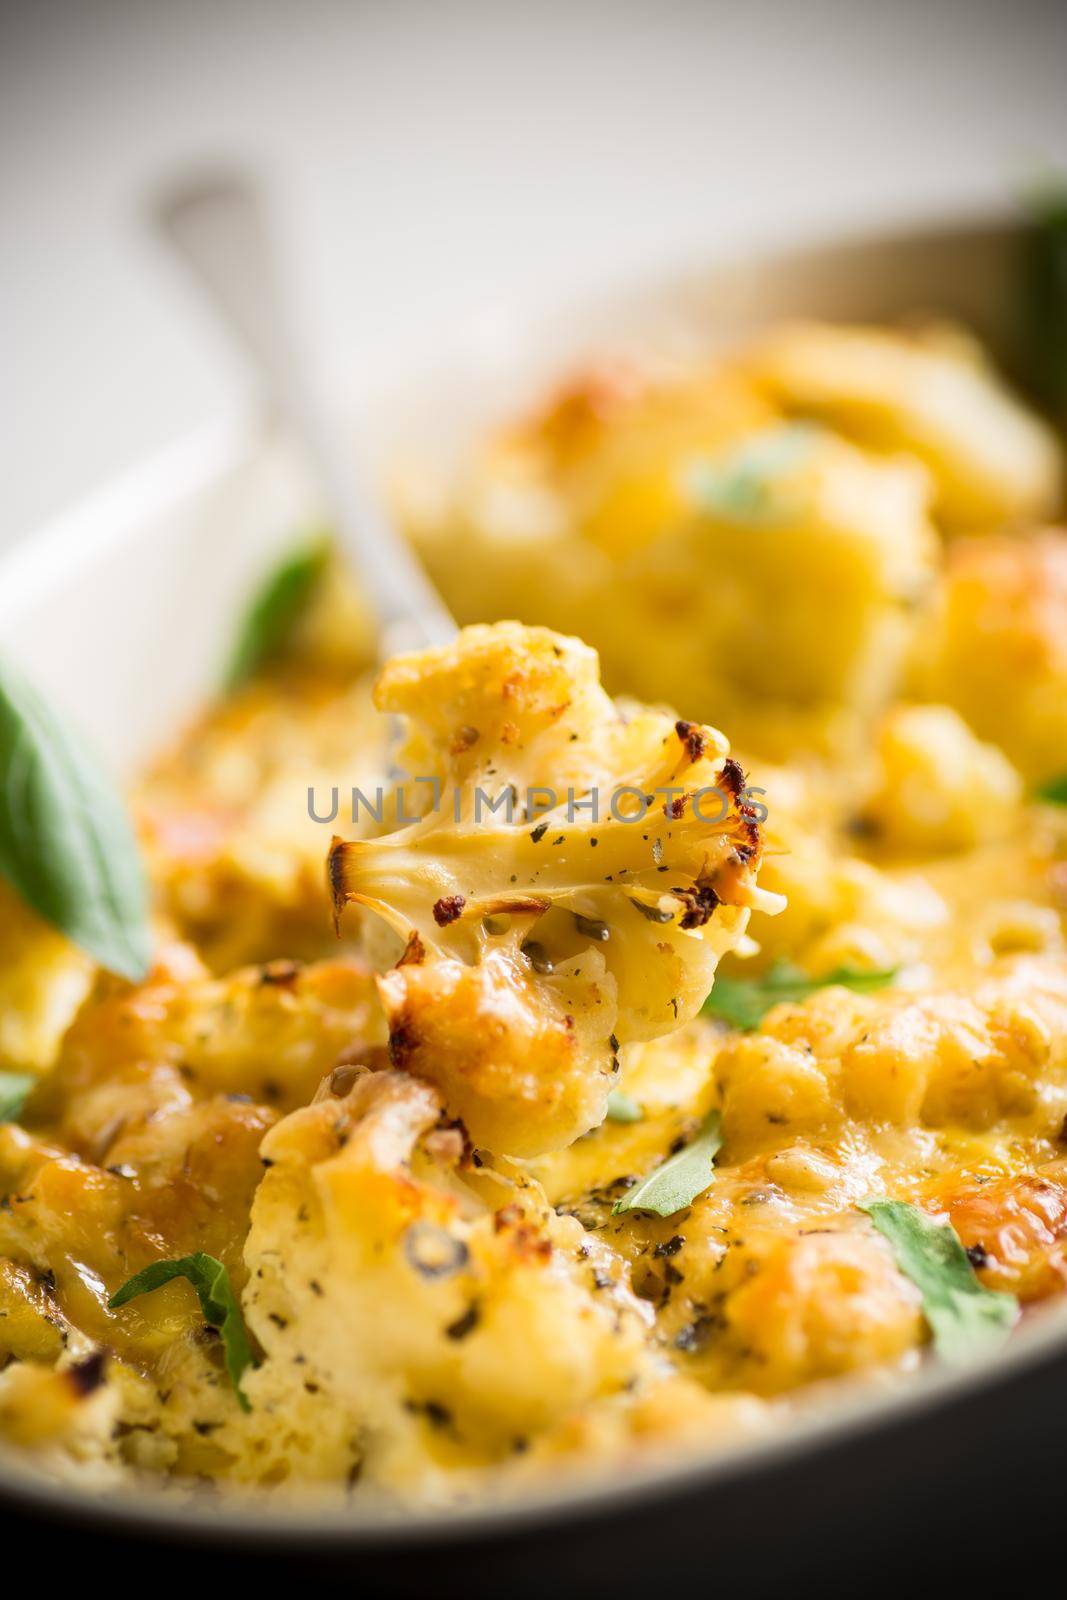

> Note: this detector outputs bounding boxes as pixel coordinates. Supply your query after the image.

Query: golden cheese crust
[913,528,1067,784]
[2,315,1067,1508]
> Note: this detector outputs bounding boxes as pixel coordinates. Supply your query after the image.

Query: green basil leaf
[223,536,331,691]
[1018,179,1067,419]
[0,1071,35,1123]
[859,1198,1018,1364]
[1035,771,1067,805]
[109,1252,257,1410]
[613,1109,721,1217]
[0,656,151,981]
[702,960,898,1032]
[688,423,821,521]
[605,1090,644,1124]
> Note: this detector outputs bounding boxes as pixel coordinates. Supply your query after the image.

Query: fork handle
[155,170,456,655]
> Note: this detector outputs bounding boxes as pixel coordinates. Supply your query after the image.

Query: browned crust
[327,835,350,932]
[717,757,746,799]
[398,931,426,966]
[672,883,721,930]
[675,719,709,765]
[477,895,552,919]
[388,1007,420,1071]
[67,1349,108,1398]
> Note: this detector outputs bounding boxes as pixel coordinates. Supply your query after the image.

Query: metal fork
[154,169,456,659]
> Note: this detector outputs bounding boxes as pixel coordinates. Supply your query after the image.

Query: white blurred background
[2,0,1066,552]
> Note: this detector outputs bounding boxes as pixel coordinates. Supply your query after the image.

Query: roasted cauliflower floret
[914,529,1067,785]
[715,958,1067,1146]
[858,704,1022,856]
[0,946,386,1479]
[33,941,385,1157]
[403,378,937,763]
[401,361,774,611]
[707,1222,924,1394]
[242,1063,663,1497]
[745,321,1062,531]
[329,623,778,1155]
[509,361,776,560]
[672,423,935,724]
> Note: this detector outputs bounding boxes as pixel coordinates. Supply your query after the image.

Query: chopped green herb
[223,536,331,692]
[859,1198,1018,1364]
[613,1110,721,1217]
[605,1090,644,1124]
[1035,771,1067,805]
[1018,178,1067,419]
[702,960,898,1032]
[688,423,820,522]
[0,1072,35,1123]
[109,1253,257,1410]
[0,655,151,981]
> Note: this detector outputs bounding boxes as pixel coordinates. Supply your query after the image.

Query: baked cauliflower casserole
[2,312,1067,1512]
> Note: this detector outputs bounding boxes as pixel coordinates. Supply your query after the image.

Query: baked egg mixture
[2,314,1067,1510]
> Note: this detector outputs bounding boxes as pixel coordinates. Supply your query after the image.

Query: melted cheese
[2,316,1066,1507]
